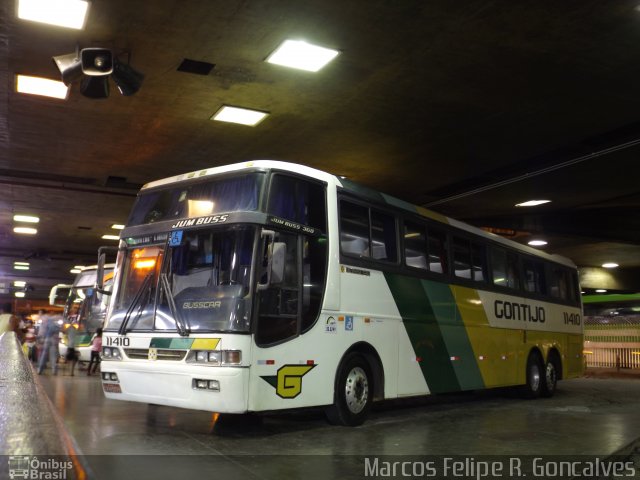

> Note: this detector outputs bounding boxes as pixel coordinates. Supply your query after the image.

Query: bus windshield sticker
[345,316,354,331]
[268,216,319,236]
[171,214,229,229]
[169,230,183,246]
[340,265,371,276]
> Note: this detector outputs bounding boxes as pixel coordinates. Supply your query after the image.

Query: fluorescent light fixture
[595,289,607,293]
[528,240,548,247]
[14,227,37,235]
[515,200,551,207]
[15,292,26,298]
[13,214,40,223]
[14,265,29,271]
[602,263,619,269]
[16,74,69,99]
[17,0,89,29]
[101,234,120,240]
[211,106,269,126]
[266,39,339,72]
[14,262,29,266]
[70,268,82,274]
[111,224,125,230]
[14,281,26,287]
[73,265,85,270]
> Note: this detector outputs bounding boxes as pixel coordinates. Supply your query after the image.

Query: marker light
[134,259,156,269]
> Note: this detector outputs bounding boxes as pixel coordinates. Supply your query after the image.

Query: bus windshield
[65,268,114,333]
[127,173,264,226]
[106,226,255,334]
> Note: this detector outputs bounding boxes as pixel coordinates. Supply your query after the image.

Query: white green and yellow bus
[98,160,583,426]
[51,264,115,362]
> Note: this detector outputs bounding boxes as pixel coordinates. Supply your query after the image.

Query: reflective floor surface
[36,367,640,479]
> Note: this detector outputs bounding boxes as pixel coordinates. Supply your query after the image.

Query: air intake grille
[124,348,187,361]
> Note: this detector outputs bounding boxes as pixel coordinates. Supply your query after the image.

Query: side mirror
[257,230,286,291]
[96,245,118,295]
[49,284,72,307]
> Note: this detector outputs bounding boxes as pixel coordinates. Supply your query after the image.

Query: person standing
[87,327,103,376]
[37,312,61,375]
[0,303,19,336]
[65,322,79,376]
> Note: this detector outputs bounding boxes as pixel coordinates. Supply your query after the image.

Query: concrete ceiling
[2,0,640,301]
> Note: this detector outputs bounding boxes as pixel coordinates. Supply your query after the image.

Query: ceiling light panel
[16,75,69,99]
[515,200,551,207]
[17,0,89,29]
[102,235,120,240]
[14,227,38,235]
[211,106,269,126]
[267,40,339,72]
[13,214,40,223]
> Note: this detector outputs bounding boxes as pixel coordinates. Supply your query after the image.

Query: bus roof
[141,160,576,269]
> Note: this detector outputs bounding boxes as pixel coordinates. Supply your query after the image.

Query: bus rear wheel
[326,353,373,426]
[541,353,560,398]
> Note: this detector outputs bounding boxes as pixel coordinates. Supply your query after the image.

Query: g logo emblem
[148,348,158,361]
[260,364,316,399]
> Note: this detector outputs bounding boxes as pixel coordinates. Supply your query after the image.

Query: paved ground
[32,366,640,479]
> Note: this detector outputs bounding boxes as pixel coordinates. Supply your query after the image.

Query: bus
[51,264,114,363]
[98,160,583,426]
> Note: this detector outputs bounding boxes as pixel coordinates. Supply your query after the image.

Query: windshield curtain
[127,173,263,226]
[106,226,255,333]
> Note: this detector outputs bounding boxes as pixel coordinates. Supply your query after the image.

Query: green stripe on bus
[384,273,460,393]
[423,281,485,391]
[150,338,196,349]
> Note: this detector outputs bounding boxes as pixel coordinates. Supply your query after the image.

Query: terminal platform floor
[36,367,640,479]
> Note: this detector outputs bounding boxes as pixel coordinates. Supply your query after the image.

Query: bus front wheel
[325,353,373,426]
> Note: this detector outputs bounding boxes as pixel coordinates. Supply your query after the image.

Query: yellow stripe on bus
[191,338,220,350]
[451,285,521,388]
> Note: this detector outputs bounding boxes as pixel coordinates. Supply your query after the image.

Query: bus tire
[325,353,372,426]
[522,351,543,399]
[541,352,560,398]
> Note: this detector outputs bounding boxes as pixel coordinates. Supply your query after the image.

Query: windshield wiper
[160,273,190,336]
[118,271,153,335]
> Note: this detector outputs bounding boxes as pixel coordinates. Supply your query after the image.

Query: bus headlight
[222,350,241,365]
[102,346,122,360]
[191,349,241,366]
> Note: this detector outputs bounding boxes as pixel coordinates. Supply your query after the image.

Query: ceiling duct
[53,48,144,99]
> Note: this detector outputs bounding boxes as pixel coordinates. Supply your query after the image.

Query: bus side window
[549,266,572,302]
[340,201,370,257]
[453,237,472,279]
[524,259,546,295]
[427,227,448,274]
[370,209,397,262]
[471,241,487,283]
[404,221,428,270]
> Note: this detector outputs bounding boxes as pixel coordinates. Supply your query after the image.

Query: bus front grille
[124,348,187,361]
